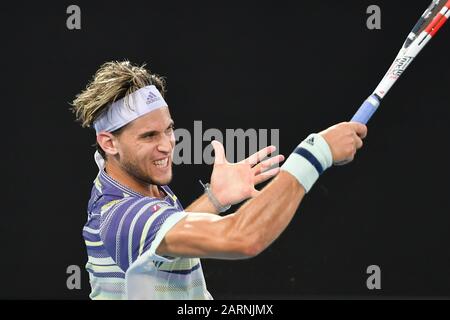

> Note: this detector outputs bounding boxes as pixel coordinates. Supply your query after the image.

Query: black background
[1,0,449,299]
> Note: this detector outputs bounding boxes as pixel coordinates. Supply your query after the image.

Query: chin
[157,178,172,186]
[152,173,172,186]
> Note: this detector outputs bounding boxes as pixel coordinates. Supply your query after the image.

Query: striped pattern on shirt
[83,169,212,300]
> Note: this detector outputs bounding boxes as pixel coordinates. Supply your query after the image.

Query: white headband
[93,85,168,134]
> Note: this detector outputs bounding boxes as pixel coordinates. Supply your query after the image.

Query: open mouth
[153,157,169,169]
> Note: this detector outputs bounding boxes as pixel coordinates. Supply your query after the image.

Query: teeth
[153,158,168,168]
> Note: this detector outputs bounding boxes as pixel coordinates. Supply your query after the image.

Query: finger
[353,132,363,149]
[353,133,363,149]
[334,155,354,166]
[244,145,277,166]
[253,154,285,175]
[334,159,349,166]
[211,140,228,165]
[349,122,368,139]
[254,168,280,185]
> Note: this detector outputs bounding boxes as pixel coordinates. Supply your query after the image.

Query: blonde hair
[71,61,166,158]
[71,60,166,128]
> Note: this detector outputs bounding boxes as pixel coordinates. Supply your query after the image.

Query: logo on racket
[391,56,414,77]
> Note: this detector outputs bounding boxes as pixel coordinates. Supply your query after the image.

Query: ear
[96,132,119,157]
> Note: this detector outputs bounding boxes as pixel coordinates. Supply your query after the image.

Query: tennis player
[72,61,367,300]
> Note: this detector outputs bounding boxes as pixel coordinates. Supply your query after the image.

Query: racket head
[405,0,449,47]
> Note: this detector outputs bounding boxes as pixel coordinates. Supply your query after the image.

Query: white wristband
[281,134,332,192]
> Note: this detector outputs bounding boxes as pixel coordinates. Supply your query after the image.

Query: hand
[209,141,285,206]
[319,122,368,165]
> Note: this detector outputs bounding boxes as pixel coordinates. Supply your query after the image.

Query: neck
[104,161,163,198]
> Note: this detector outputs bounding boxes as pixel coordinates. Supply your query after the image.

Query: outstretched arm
[158,122,367,259]
[160,170,303,259]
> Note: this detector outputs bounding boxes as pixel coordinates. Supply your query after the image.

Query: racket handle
[351,94,381,124]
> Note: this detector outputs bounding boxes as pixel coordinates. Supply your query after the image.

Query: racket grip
[351,95,381,124]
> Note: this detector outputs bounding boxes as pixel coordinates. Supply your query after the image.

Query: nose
[157,132,174,154]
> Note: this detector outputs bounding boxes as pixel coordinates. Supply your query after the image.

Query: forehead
[125,106,172,133]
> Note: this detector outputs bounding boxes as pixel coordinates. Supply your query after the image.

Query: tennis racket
[351,0,450,124]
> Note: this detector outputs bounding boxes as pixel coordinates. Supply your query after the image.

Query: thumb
[211,140,227,165]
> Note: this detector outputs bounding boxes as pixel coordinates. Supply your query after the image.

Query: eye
[143,133,157,140]
[166,124,175,134]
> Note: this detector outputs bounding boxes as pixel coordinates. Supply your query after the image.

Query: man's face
[115,107,175,186]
